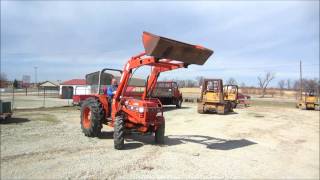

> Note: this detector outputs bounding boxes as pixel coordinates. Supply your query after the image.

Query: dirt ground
[0,101,319,179]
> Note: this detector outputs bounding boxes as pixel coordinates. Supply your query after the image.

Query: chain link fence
[0,88,73,110]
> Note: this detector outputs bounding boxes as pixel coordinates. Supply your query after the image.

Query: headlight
[138,107,144,113]
[156,112,162,116]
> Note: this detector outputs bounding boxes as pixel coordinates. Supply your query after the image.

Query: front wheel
[114,115,125,150]
[155,122,165,144]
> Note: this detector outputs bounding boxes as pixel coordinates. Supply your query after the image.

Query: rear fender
[96,94,109,116]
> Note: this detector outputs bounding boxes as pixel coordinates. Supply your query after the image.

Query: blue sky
[1,1,319,86]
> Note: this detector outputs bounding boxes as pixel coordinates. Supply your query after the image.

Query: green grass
[250,99,296,108]
[14,112,59,123]
[15,106,77,112]
[33,114,58,123]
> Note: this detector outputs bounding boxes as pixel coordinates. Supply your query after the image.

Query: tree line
[2,72,319,96]
[161,72,319,96]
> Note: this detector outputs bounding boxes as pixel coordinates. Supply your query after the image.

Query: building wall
[74,85,91,95]
[59,85,91,96]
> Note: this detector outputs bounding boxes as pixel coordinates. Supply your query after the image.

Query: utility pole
[34,66,38,96]
[299,60,302,100]
[34,66,38,85]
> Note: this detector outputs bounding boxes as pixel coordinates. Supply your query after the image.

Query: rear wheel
[80,98,104,137]
[114,115,125,150]
[176,98,182,108]
[155,122,165,144]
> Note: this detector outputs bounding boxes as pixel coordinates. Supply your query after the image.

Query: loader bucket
[142,31,213,65]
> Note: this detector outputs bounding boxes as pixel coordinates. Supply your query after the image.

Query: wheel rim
[83,107,91,128]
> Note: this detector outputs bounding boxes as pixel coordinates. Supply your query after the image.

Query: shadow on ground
[98,131,114,139]
[0,117,30,124]
[163,106,191,112]
[125,134,256,150]
[201,111,239,115]
[98,131,144,150]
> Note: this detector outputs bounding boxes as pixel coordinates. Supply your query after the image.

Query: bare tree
[195,76,204,87]
[226,77,237,85]
[293,78,320,94]
[177,80,185,88]
[278,80,285,96]
[286,79,291,90]
[185,79,197,87]
[258,72,275,97]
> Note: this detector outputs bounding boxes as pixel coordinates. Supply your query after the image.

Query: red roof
[61,79,86,85]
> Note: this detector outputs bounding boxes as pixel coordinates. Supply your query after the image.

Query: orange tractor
[80,32,213,149]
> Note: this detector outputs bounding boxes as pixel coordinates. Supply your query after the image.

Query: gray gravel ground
[0,103,319,179]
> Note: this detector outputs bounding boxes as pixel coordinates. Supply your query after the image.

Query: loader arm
[143,61,185,99]
[112,31,213,118]
[113,54,186,116]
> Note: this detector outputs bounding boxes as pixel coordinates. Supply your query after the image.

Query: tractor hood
[142,31,213,65]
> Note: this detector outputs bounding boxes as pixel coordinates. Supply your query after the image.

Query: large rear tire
[155,122,165,144]
[114,115,125,150]
[80,98,104,137]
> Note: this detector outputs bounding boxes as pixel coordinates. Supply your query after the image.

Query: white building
[59,79,90,99]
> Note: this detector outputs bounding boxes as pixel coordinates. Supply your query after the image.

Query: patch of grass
[15,106,77,112]
[247,112,265,118]
[15,113,59,123]
[34,114,58,123]
[251,99,295,108]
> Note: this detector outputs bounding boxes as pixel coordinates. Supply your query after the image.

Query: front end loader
[80,32,213,149]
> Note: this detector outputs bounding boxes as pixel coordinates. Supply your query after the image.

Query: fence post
[12,87,15,110]
[43,87,45,107]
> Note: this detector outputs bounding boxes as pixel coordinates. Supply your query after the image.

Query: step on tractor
[80,32,213,149]
[197,79,233,115]
[152,81,183,108]
[223,84,239,108]
[296,90,320,110]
